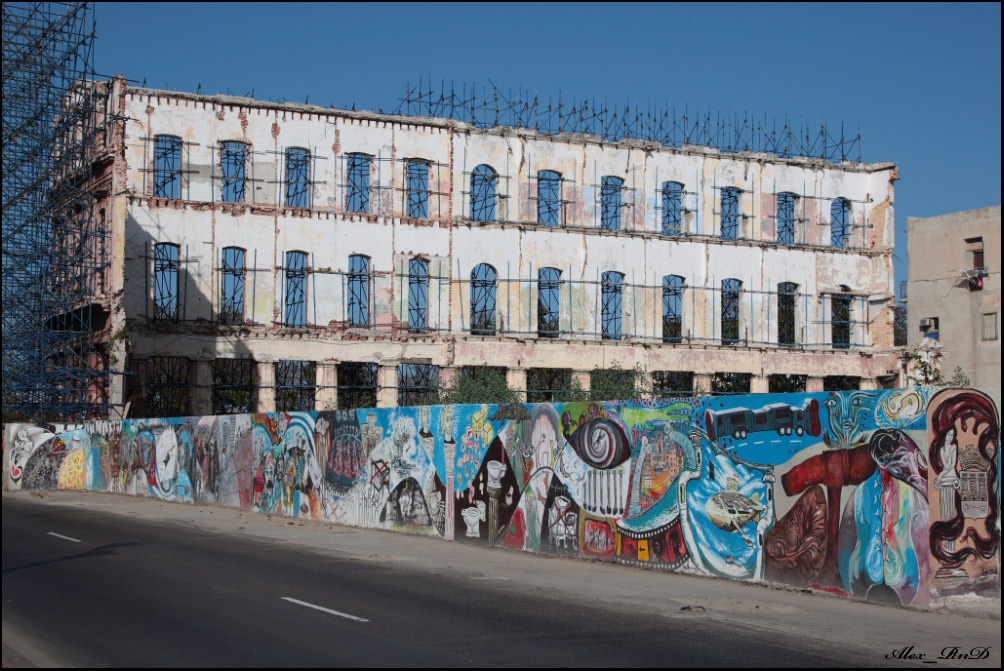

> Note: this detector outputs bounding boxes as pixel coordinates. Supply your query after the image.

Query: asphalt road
[3,492,999,667]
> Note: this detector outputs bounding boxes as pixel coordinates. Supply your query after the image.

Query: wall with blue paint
[5,388,999,608]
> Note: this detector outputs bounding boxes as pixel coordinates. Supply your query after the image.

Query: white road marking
[47,532,81,543]
[281,596,369,622]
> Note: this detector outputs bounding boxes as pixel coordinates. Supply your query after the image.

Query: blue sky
[94,2,1001,292]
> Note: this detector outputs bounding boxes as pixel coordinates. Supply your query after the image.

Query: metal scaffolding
[2,2,112,421]
[396,78,862,163]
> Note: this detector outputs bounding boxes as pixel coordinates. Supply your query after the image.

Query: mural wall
[5,388,1000,608]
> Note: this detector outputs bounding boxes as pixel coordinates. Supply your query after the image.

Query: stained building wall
[5,387,999,609]
[106,84,900,411]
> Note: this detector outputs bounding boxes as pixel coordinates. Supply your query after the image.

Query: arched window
[471,165,498,222]
[408,257,429,333]
[601,176,624,230]
[537,170,562,227]
[153,243,180,321]
[406,159,430,218]
[285,147,311,208]
[661,181,684,235]
[284,251,308,327]
[348,254,370,327]
[601,271,624,340]
[721,278,742,344]
[832,285,852,348]
[720,187,741,241]
[831,197,850,248]
[538,267,561,337]
[346,153,372,213]
[777,192,798,245]
[778,281,798,346]
[470,263,497,335]
[220,247,246,325]
[220,141,248,203]
[153,135,182,199]
[662,275,685,343]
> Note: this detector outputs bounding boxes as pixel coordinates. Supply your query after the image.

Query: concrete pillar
[439,366,458,390]
[125,355,147,418]
[573,370,591,394]
[255,361,275,413]
[189,358,213,416]
[695,373,713,395]
[315,362,338,411]
[507,368,527,403]
[751,374,769,394]
[377,364,398,408]
[109,341,129,417]
[859,377,879,391]
[807,376,824,393]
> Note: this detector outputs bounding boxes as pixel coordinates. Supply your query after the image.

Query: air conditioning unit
[919,318,933,329]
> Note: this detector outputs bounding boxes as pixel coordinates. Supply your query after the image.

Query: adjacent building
[906,206,1001,388]
[88,77,902,417]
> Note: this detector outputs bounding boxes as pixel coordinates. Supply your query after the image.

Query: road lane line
[281,597,369,622]
[47,532,81,543]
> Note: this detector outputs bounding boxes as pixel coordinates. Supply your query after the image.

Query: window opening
[346,153,372,213]
[538,267,561,337]
[982,313,998,341]
[712,372,751,394]
[408,257,429,333]
[662,274,684,343]
[220,247,245,325]
[778,281,798,346]
[823,376,859,392]
[720,187,741,241]
[348,254,370,327]
[398,363,439,406]
[461,366,508,383]
[651,371,694,398]
[526,368,573,404]
[601,271,624,340]
[537,170,561,227]
[471,164,498,222]
[661,181,683,235]
[284,251,307,327]
[470,263,497,335]
[721,278,742,344]
[212,359,255,415]
[220,141,248,203]
[153,135,182,199]
[337,362,377,410]
[777,192,797,245]
[768,374,806,393]
[406,160,430,218]
[832,288,851,349]
[285,147,311,208]
[275,360,316,412]
[601,176,624,230]
[153,243,179,321]
[831,197,850,248]
[145,356,188,417]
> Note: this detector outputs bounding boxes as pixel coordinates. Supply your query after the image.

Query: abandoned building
[906,206,1000,388]
[85,77,902,417]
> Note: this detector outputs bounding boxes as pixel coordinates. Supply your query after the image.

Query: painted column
[255,360,275,413]
[315,362,338,411]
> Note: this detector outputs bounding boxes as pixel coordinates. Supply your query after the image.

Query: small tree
[589,363,648,401]
[893,303,908,347]
[438,367,520,405]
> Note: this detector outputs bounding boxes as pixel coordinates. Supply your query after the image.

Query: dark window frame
[537,267,561,338]
[220,140,248,203]
[348,254,371,327]
[662,274,685,343]
[471,164,498,223]
[220,246,246,325]
[721,278,742,345]
[601,270,624,340]
[285,147,311,209]
[661,181,684,235]
[284,251,308,328]
[153,135,182,199]
[153,242,180,321]
[346,153,372,213]
[470,263,497,335]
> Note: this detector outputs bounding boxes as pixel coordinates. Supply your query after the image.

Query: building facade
[906,206,1001,388]
[91,78,902,417]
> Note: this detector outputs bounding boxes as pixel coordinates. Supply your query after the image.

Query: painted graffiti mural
[5,387,1000,609]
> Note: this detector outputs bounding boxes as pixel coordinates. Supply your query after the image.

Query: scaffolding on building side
[2,2,114,421]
